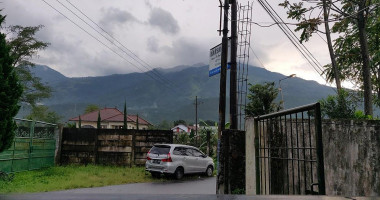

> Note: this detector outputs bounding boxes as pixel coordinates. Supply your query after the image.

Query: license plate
[152,159,160,164]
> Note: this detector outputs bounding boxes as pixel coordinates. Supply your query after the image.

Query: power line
[64,0,177,88]
[54,0,177,91]
[257,0,323,75]
[249,46,266,69]
[234,3,380,27]
[257,0,337,93]
[41,0,179,94]
[261,0,325,73]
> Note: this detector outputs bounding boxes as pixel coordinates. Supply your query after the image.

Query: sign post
[209,41,231,77]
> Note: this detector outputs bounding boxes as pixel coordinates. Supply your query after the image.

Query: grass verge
[0,165,155,194]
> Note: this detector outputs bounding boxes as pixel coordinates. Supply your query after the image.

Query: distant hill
[21,64,336,125]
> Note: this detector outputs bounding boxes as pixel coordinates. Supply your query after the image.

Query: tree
[319,89,357,119]
[0,13,23,153]
[25,105,61,124]
[4,24,51,107]
[328,1,379,111]
[136,114,139,130]
[174,119,187,126]
[97,111,101,129]
[153,120,172,130]
[84,104,99,114]
[123,101,127,129]
[199,120,216,126]
[280,0,377,116]
[279,0,341,90]
[245,82,281,117]
[78,115,82,129]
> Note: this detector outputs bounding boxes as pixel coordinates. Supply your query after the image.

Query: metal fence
[0,118,57,173]
[254,103,325,195]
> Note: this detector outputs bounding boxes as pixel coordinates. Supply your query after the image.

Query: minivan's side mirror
[201,154,207,158]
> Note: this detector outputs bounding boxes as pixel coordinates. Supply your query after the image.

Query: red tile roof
[69,107,152,125]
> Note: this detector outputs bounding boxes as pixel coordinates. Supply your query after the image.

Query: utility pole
[194,96,203,146]
[230,0,238,130]
[218,0,229,140]
[217,0,229,194]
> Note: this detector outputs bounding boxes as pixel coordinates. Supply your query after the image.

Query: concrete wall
[246,118,380,196]
[217,130,245,194]
[323,120,380,196]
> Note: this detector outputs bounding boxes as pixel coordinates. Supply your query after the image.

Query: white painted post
[245,117,257,195]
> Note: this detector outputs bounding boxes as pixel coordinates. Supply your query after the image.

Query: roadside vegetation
[0,165,155,194]
[0,165,213,194]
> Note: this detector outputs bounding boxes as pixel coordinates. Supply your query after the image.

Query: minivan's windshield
[150,145,170,155]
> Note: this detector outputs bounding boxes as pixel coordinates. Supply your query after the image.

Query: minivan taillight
[161,153,172,162]
[147,156,152,160]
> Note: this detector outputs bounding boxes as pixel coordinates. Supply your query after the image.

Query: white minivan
[145,144,214,180]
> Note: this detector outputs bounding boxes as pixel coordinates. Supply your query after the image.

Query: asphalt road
[51,176,217,195]
[2,176,378,200]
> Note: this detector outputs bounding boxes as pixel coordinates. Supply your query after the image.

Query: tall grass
[0,165,154,194]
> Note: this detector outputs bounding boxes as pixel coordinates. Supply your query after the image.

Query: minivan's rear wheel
[151,172,161,178]
[206,166,213,177]
[174,167,184,180]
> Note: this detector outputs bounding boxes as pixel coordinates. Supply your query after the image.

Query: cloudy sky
[1,0,337,86]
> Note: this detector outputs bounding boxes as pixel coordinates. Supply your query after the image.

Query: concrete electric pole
[230,0,238,130]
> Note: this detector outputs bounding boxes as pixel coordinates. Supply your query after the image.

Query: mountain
[30,65,68,84]
[22,64,336,125]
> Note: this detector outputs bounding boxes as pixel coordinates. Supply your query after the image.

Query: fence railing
[254,103,325,195]
[0,118,57,173]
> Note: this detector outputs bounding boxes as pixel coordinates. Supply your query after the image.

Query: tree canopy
[25,105,61,124]
[4,24,52,107]
[319,89,357,119]
[0,13,23,153]
[280,0,378,115]
[84,104,99,114]
[174,119,187,126]
[245,82,281,117]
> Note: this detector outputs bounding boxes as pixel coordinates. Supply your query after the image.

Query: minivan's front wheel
[174,167,184,180]
[206,166,213,177]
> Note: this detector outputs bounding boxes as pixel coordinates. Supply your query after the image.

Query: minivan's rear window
[150,145,170,155]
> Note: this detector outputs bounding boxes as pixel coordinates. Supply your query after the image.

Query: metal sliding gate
[254,103,325,195]
[0,118,57,173]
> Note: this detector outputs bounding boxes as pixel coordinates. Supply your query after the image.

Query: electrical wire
[257,0,323,74]
[41,0,180,94]
[55,0,178,91]
[235,2,380,27]
[64,0,177,88]
[257,0,337,93]
[249,46,266,69]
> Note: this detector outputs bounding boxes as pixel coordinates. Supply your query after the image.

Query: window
[150,145,171,155]
[185,148,194,156]
[173,147,186,156]
[192,149,203,157]
[113,125,123,129]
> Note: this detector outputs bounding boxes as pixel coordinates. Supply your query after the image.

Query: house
[171,124,192,134]
[171,124,202,135]
[69,107,152,130]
